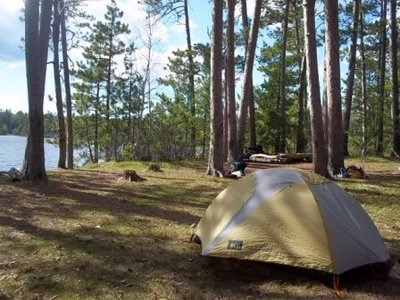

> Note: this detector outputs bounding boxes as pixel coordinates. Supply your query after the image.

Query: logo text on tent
[227,240,243,250]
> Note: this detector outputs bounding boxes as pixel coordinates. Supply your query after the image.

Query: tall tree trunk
[360,10,368,156]
[294,1,306,153]
[183,0,196,157]
[206,0,224,177]
[61,0,73,169]
[343,0,361,156]
[237,0,262,154]
[105,15,115,162]
[276,0,290,154]
[322,54,328,141]
[223,82,228,161]
[241,0,257,148]
[296,56,307,153]
[226,0,237,162]
[390,0,400,156]
[376,0,387,156]
[303,0,329,177]
[23,0,53,181]
[53,0,66,169]
[325,0,345,174]
[94,82,100,163]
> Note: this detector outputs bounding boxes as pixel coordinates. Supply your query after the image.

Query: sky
[0,0,259,114]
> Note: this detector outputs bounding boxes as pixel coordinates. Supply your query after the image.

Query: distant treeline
[0,109,58,138]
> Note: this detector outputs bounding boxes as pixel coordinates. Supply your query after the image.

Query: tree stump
[148,164,162,172]
[123,170,145,182]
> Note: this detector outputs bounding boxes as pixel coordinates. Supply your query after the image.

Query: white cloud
[0,0,23,15]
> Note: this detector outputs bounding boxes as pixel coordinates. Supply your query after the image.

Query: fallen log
[0,168,23,181]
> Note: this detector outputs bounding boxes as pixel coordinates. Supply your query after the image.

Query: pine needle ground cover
[0,159,399,299]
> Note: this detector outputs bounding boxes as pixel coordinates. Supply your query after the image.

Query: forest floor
[0,158,399,299]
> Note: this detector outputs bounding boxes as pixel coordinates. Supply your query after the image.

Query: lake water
[0,135,60,171]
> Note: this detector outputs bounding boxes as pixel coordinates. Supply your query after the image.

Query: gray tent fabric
[310,183,390,274]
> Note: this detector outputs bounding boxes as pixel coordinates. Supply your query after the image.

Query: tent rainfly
[193,168,390,274]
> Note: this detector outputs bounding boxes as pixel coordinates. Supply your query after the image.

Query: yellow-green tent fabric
[194,168,389,274]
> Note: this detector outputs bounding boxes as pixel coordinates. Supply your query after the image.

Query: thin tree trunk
[296,56,307,153]
[303,0,329,177]
[237,0,262,154]
[94,82,100,163]
[23,0,53,181]
[390,0,400,156]
[376,0,387,156]
[223,78,228,161]
[343,0,361,156]
[227,0,237,162]
[276,0,290,153]
[322,54,328,141]
[294,0,306,153]
[360,10,368,156]
[183,0,196,157]
[206,0,224,177]
[241,0,256,148]
[53,0,66,169]
[325,0,345,174]
[61,0,73,169]
[105,15,115,162]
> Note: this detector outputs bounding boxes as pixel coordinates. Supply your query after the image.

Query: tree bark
[343,0,361,156]
[360,10,368,156]
[226,0,237,162]
[325,0,345,174]
[276,0,290,154]
[294,1,306,153]
[184,0,196,158]
[237,0,262,154]
[303,0,329,177]
[23,0,53,181]
[53,0,67,169]
[206,0,224,176]
[241,0,257,148]
[376,0,387,156]
[390,0,400,156]
[296,55,307,153]
[61,0,74,169]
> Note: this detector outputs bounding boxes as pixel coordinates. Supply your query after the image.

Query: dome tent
[193,168,389,274]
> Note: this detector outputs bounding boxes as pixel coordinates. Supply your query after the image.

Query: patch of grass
[0,159,399,299]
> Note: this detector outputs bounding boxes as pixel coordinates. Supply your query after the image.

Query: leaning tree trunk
[343,0,361,156]
[61,0,74,169]
[53,0,67,169]
[23,0,53,181]
[325,0,345,175]
[237,0,262,155]
[183,0,196,158]
[206,0,224,177]
[390,0,400,156]
[376,0,387,156]
[303,0,329,177]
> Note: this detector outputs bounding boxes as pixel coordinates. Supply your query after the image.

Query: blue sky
[0,0,224,113]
